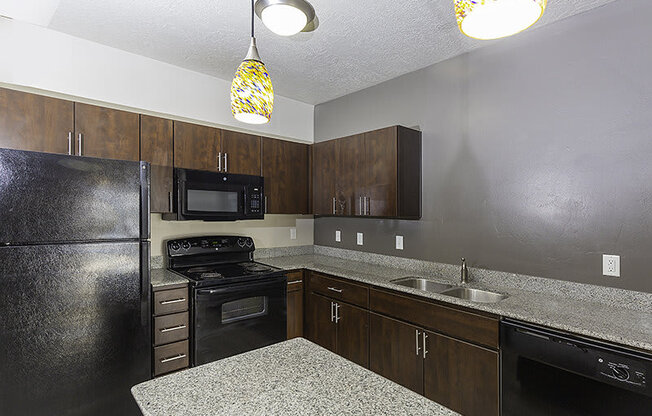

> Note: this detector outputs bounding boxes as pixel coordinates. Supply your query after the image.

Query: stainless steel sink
[391,277,455,293]
[440,287,508,303]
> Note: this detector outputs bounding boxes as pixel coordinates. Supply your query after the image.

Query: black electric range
[166,236,287,366]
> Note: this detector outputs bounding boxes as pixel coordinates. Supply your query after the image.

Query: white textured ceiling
[35,0,618,104]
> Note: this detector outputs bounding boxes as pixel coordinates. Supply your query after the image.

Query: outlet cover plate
[335,230,341,242]
[603,254,620,277]
[396,235,404,250]
[357,232,363,246]
[290,228,297,240]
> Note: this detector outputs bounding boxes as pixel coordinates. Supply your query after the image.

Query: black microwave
[162,168,264,221]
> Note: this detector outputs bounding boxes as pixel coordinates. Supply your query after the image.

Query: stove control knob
[245,238,253,248]
[181,241,191,250]
[170,242,180,251]
[612,366,630,381]
[237,238,246,248]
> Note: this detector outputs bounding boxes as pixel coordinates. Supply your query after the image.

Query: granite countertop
[132,338,458,416]
[259,254,652,351]
[151,268,188,289]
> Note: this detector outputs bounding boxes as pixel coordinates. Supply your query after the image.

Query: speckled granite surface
[132,338,458,416]
[260,251,652,351]
[151,268,188,288]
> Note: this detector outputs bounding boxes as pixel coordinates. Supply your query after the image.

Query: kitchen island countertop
[132,338,458,416]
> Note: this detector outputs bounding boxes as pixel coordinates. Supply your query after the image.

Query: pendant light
[231,0,274,124]
[455,0,547,40]
[255,0,318,37]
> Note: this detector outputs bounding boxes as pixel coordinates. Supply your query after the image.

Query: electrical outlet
[357,232,364,246]
[396,235,404,250]
[335,230,341,242]
[290,228,297,240]
[603,254,620,277]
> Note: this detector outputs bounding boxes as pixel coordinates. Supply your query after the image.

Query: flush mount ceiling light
[455,0,547,40]
[255,0,318,36]
[231,0,274,124]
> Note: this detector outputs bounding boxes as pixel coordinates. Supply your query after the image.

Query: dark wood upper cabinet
[221,130,261,175]
[423,331,499,416]
[336,134,365,216]
[0,87,74,155]
[74,103,140,161]
[173,121,221,172]
[312,140,338,215]
[140,115,173,213]
[262,137,310,214]
[369,312,424,394]
[312,125,421,219]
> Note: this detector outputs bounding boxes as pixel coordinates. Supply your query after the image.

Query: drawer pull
[160,298,185,305]
[327,287,343,293]
[288,280,303,285]
[160,353,186,363]
[160,324,187,333]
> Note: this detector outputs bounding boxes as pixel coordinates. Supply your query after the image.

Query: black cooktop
[175,261,282,284]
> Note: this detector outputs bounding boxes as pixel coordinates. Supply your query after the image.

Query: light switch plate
[603,254,620,277]
[396,235,404,250]
[356,232,363,246]
[290,228,297,240]
[335,230,341,242]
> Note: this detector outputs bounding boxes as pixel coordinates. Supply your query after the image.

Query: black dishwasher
[501,319,651,415]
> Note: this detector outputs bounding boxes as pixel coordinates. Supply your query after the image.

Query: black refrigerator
[0,148,151,415]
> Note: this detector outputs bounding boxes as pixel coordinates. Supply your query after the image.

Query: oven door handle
[196,275,287,296]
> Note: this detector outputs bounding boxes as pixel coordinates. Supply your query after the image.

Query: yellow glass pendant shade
[231,59,274,124]
[455,0,547,40]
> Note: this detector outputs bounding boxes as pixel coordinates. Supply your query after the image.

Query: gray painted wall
[313,0,652,293]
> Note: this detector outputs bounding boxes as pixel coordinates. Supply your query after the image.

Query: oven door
[180,179,245,220]
[192,275,287,366]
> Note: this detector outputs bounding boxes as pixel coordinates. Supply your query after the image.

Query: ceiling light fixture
[455,0,547,40]
[255,0,317,37]
[231,0,274,124]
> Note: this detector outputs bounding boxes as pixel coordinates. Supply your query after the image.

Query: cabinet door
[221,130,261,175]
[364,127,397,217]
[305,292,336,352]
[335,302,369,368]
[74,103,140,161]
[262,137,309,214]
[140,115,173,213]
[369,313,423,394]
[0,88,74,155]
[336,134,365,216]
[312,140,338,215]
[423,331,499,416]
[173,121,221,172]
[286,271,304,339]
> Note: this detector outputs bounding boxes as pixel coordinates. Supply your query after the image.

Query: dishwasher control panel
[598,357,647,389]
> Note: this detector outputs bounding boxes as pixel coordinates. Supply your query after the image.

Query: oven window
[187,189,238,212]
[221,296,268,323]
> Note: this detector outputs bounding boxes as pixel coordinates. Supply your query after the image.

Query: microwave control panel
[247,186,263,215]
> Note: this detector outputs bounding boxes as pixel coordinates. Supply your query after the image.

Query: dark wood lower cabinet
[286,271,304,340]
[306,292,337,352]
[369,312,423,393]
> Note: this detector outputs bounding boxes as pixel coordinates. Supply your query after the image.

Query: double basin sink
[391,277,508,303]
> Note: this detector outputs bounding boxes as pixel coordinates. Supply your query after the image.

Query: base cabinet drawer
[153,311,189,346]
[309,272,368,308]
[154,287,188,315]
[154,340,189,376]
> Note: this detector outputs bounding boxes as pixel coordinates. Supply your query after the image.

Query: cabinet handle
[422,332,429,358]
[160,298,185,305]
[67,132,72,155]
[159,353,186,363]
[264,196,268,214]
[218,152,222,171]
[332,197,337,215]
[77,133,83,156]
[416,330,421,356]
[335,303,340,323]
[359,196,363,215]
[160,324,187,333]
[327,287,342,293]
[287,280,303,285]
[365,197,370,215]
[330,301,335,323]
[168,192,173,212]
[224,153,228,172]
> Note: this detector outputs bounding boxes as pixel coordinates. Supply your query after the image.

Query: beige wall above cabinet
[74,103,140,161]
[262,137,310,215]
[0,87,74,155]
[312,125,422,219]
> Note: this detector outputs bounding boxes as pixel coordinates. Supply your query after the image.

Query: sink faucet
[460,257,468,285]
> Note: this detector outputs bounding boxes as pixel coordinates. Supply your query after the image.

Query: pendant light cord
[251,0,255,38]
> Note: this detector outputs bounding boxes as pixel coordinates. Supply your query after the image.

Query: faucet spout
[460,257,468,285]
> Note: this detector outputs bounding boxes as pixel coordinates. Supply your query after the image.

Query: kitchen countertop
[150,268,188,290]
[260,254,652,351]
[132,338,458,416]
